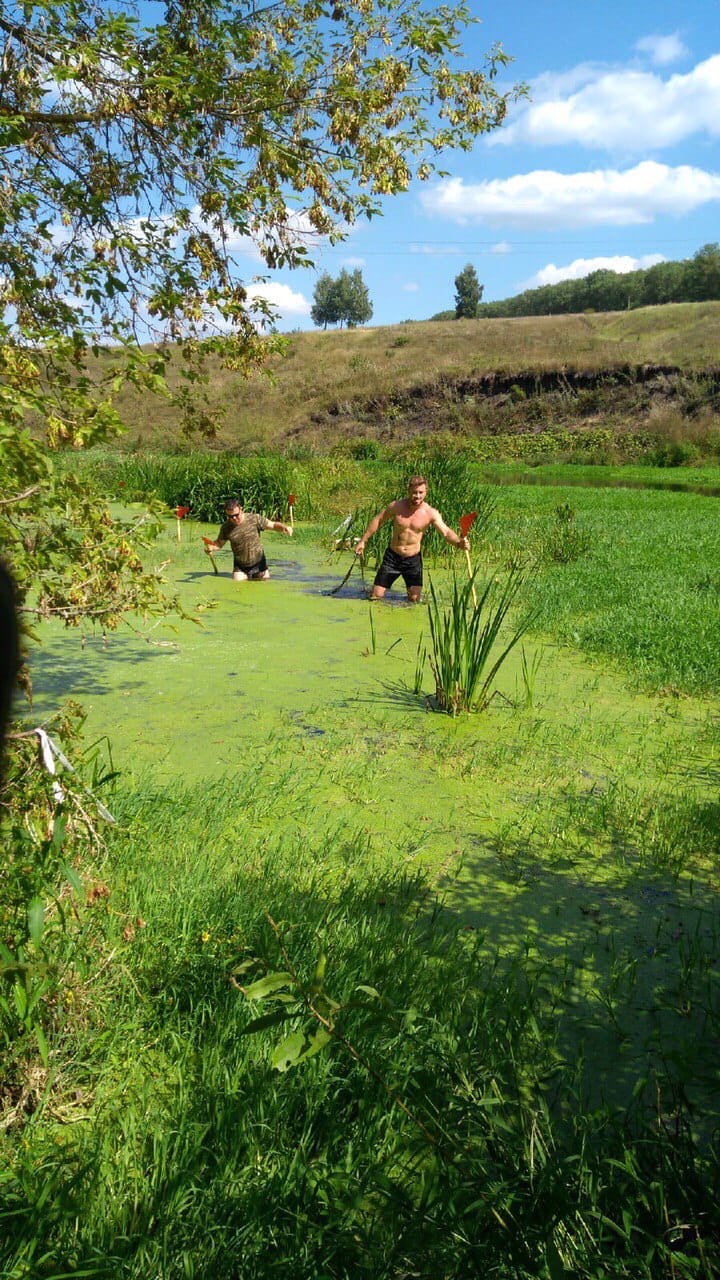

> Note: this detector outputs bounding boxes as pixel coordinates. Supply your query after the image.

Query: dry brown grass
[106,302,720,450]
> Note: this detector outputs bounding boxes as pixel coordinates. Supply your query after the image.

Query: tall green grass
[493,485,720,693]
[89,452,301,521]
[2,777,718,1278]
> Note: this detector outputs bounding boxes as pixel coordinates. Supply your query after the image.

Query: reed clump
[426,564,530,714]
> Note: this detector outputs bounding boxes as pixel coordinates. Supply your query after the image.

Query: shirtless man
[205,499,292,581]
[355,475,469,602]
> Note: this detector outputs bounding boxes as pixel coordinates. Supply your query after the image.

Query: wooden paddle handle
[465,548,478,609]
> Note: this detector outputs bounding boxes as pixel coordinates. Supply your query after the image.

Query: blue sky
[248,0,720,329]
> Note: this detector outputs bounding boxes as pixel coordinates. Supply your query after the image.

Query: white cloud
[635,33,688,67]
[524,253,666,289]
[492,54,720,151]
[245,281,310,317]
[341,256,366,267]
[402,282,420,292]
[420,161,720,229]
[491,241,513,255]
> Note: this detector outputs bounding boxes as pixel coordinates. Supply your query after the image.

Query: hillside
[107,301,720,452]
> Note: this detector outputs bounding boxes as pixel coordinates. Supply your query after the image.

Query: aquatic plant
[519,642,544,709]
[542,501,592,563]
[413,632,427,694]
[426,564,530,714]
[90,452,305,521]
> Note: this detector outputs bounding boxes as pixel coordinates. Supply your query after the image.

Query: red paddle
[175,505,190,542]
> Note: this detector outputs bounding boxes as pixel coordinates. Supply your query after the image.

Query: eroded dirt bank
[289,363,720,445]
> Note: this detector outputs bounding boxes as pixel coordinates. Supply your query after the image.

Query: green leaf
[51,815,67,853]
[544,1239,567,1280]
[355,984,382,999]
[35,1024,49,1068]
[27,898,45,948]
[241,1009,293,1036]
[242,971,294,1001]
[13,982,28,1020]
[311,951,327,987]
[62,863,82,896]
[271,1025,333,1073]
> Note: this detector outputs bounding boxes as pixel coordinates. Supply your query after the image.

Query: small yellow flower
[201,931,211,944]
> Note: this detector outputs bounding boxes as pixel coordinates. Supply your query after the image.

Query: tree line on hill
[431,243,720,320]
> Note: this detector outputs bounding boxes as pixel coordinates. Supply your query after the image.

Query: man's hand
[355,541,365,557]
[204,541,219,554]
[459,535,470,551]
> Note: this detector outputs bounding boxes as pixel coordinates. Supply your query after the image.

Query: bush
[542,502,592,563]
[651,440,700,467]
[350,439,380,461]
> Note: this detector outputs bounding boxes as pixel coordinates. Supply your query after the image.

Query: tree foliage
[472,244,720,319]
[338,268,373,328]
[0,0,518,648]
[454,263,482,318]
[310,272,341,329]
[311,267,373,328]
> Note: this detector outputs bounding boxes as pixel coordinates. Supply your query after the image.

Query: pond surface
[28,525,720,1118]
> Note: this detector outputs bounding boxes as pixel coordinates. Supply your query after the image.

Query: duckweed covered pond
[29,521,720,1116]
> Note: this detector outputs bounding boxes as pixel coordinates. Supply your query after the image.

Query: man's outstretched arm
[432,510,470,550]
[355,505,393,556]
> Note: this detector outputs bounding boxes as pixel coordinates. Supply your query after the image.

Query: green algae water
[29,520,720,1120]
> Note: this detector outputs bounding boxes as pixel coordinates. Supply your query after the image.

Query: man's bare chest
[395,509,432,535]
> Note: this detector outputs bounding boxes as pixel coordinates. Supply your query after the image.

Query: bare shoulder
[429,505,450,529]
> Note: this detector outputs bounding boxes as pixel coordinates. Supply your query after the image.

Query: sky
[247,0,720,330]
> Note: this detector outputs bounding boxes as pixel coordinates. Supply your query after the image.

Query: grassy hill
[108,301,720,453]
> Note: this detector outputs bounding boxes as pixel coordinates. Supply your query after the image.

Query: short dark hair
[225,499,243,512]
[408,474,427,489]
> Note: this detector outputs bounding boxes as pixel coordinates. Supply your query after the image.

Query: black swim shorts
[233,552,268,578]
[373,546,423,590]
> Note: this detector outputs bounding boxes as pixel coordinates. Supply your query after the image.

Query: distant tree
[583,269,631,312]
[311,268,373,328]
[641,260,686,306]
[686,244,720,302]
[454,264,483,318]
[338,268,374,328]
[311,273,341,329]
[471,243,720,321]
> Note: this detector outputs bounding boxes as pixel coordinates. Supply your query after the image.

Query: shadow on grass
[3,777,719,1278]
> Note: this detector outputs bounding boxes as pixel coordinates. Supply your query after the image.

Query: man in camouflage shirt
[205,499,292,581]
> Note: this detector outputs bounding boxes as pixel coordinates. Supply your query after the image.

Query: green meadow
[4,461,720,1277]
